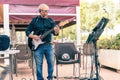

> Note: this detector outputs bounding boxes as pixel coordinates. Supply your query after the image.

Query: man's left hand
[54,26,60,34]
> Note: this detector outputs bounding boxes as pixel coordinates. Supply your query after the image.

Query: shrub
[97,33,120,50]
[111,33,120,49]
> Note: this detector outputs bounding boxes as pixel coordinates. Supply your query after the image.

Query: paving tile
[0,57,120,80]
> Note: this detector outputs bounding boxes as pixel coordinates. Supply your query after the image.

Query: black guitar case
[0,35,10,51]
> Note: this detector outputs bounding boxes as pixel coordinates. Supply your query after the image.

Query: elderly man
[25,4,60,80]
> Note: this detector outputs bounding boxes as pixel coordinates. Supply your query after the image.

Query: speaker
[0,35,10,51]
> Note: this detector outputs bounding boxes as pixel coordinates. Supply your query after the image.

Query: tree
[55,0,120,42]
[80,0,116,31]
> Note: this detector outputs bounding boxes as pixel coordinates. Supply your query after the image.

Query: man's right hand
[29,34,40,41]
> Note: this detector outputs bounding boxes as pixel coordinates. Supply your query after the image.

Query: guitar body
[28,37,44,50]
[32,39,44,50]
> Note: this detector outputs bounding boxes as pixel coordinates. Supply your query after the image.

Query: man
[25,4,60,80]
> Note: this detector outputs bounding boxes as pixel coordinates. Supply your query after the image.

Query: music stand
[85,17,109,80]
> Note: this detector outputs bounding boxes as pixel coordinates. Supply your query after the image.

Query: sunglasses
[40,10,49,13]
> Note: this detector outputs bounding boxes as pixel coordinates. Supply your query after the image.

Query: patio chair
[15,44,33,76]
[54,42,81,79]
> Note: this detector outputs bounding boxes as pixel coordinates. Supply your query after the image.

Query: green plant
[97,38,111,49]
[97,33,120,50]
[111,34,120,50]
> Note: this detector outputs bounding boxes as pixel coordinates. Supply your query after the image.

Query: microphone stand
[88,35,100,80]
[93,40,99,80]
[86,17,109,80]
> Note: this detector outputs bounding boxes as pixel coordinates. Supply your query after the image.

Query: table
[0,50,20,80]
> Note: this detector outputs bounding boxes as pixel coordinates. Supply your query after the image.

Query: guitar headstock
[58,20,69,27]
[58,17,75,27]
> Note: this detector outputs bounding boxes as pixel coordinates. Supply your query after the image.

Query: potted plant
[97,33,120,72]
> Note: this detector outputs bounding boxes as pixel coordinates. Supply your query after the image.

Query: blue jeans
[34,43,54,80]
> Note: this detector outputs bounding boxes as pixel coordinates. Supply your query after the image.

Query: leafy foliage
[54,0,120,45]
[80,0,118,31]
[98,33,120,50]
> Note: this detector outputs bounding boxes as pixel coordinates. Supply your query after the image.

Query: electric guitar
[28,17,75,50]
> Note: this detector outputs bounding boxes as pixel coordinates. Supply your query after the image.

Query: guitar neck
[40,17,75,40]
[40,28,54,39]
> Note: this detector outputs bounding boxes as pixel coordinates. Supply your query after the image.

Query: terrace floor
[0,56,120,80]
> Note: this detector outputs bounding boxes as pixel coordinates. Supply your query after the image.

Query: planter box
[98,49,120,72]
